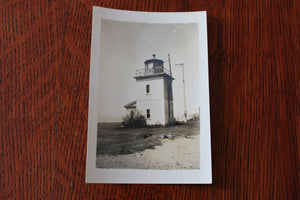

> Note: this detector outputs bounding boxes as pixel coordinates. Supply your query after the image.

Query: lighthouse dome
[144,54,164,65]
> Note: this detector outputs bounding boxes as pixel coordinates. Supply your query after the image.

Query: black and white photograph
[96,19,200,170]
[86,7,211,184]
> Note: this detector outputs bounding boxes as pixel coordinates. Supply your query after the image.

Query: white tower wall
[136,78,166,125]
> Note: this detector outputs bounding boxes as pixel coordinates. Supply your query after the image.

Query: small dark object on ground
[161,134,172,139]
[136,133,152,139]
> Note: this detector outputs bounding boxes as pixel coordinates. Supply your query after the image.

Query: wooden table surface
[1,0,299,199]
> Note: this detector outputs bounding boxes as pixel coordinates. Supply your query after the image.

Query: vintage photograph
[96,19,200,169]
[86,7,211,184]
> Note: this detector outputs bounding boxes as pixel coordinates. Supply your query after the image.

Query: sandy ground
[96,134,200,169]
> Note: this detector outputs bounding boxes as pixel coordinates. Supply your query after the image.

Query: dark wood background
[1,0,299,199]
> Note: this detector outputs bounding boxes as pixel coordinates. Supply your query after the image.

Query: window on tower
[147,109,150,118]
[146,84,150,94]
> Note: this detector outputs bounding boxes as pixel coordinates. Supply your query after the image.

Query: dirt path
[96,134,200,169]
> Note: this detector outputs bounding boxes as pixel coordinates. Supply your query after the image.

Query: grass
[96,119,200,156]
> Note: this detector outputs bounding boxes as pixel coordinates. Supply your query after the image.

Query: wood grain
[1,0,299,199]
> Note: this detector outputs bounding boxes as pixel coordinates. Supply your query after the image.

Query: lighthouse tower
[133,54,174,126]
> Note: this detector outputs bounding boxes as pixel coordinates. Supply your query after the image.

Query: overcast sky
[97,19,200,122]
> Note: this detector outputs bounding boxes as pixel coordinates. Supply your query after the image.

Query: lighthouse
[124,54,175,126]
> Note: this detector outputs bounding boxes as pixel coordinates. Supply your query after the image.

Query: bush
[122,111,147,128]
[166,119,184,127]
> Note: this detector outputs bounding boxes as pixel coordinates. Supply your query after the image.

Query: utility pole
[167,54,172,123]
[175,63,187,122]
[168,54,172,77]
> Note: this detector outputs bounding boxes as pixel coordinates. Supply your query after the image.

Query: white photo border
[86,6,212,184]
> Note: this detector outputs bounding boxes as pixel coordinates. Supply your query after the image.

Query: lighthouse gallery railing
[135,67,171,77]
